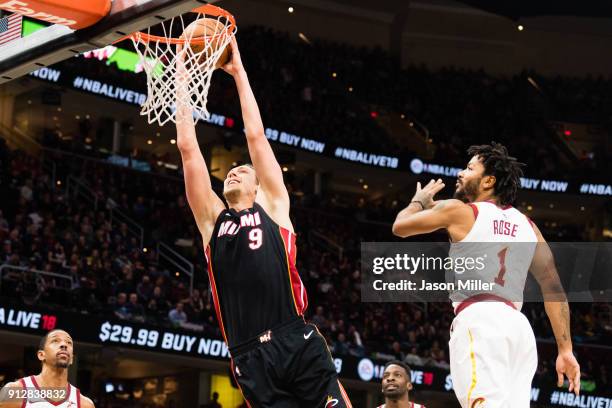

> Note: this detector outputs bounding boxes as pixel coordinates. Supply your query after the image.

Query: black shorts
[230,317,352,408]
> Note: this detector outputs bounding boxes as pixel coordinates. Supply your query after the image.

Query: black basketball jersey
[205,202,308,348]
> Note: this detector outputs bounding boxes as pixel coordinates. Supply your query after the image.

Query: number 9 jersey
[205,203,308,349]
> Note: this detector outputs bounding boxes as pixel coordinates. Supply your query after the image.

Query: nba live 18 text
[373,280,496,291]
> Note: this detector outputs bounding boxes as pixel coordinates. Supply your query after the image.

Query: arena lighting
[564,129,572,136]
[370,111,378,118]
[348,86,354,92]
[518,25,524,31]
[57,107,62,112]
[288,6,294,13]
[298,32,311,45]
[143,248,148,253]
[332,72,337,78]
[282,166,288,172]
[75,115,80,119]
[549,203,554,208]
[527,205,533,211]
[400,114,405,119]
[170,139,176,144]
[147,140,153,145]
[363,184,369,190]
[580,206,585,211]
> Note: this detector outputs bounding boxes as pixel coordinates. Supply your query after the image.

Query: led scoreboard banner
[0,301,611,406]
[25,63,612,195]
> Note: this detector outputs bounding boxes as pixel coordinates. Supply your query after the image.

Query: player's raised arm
[222,39,290,220]
[529,223,581,396]
[175,45,225,244]
[392,179,472,239]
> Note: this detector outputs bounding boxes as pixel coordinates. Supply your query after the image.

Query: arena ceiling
[453,0,612,20]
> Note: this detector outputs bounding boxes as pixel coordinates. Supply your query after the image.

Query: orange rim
[128,4,236,45]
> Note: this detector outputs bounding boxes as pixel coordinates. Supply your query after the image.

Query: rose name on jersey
[218,212,262,237]
[492,219,518,237]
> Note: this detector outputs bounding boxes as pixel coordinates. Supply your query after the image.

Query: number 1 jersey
[448,201,537,311]
[206,203,308,348]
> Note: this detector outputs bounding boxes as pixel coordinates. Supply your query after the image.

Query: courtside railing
[0,264,74,289]
[157,242,195,293]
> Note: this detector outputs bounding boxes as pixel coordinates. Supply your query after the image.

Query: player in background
[0,329,94,408]
[391,143,580,407]
[175,38,351,407]
[378,361,427,408]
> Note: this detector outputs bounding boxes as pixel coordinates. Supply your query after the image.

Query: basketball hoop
[126,4,237,126]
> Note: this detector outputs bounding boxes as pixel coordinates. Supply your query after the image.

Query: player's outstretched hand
[221,37,244,77]
[412,179,445,209]
[556,350,580,395]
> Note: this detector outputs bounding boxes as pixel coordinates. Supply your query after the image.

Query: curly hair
[467,142,525,206]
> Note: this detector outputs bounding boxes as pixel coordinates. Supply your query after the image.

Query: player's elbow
[245,127,266,141]
[392,221,411,238]
[176,137,196,152]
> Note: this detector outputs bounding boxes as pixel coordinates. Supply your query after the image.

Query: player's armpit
[0,382,25,408]
[80,394,96,408]
[392,199,468,238]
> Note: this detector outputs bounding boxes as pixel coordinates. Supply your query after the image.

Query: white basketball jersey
[449,201,537,311]
[19,376,80,408]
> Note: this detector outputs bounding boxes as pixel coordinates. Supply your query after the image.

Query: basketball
[180,18,231,69]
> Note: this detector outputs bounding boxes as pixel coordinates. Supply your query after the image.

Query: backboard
[0,0,218,84]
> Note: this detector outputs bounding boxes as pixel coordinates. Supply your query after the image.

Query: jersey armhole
[525,215,537,232]
[467,203,479,220]
[18,378,27,408]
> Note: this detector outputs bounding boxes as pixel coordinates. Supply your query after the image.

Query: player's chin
[55,360,70,369]
[382,388,402,398]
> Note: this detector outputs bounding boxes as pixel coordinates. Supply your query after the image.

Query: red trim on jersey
[467,203,479,220]
[77,388,81,408]
[205,245,229,345]
[230,359,252,408]
[30,375,71,406]
[19,378,27,408]
[338,380,353,407]
[455,293,516,315]
[525,215,537,232]
[279,226,308,315]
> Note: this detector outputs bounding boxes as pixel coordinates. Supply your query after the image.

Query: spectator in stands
[332,332,350,356]
[184,288,204,323]
[136,275,153,303]
[114,292,130,320]
[126,292,145,322]
[168,301,187,326]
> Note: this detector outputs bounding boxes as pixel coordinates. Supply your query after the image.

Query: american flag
[0,13,22,45]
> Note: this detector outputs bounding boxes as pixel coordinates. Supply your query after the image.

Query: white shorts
[449,302,537,408]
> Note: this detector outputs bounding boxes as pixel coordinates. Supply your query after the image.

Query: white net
[130,8,236,126]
